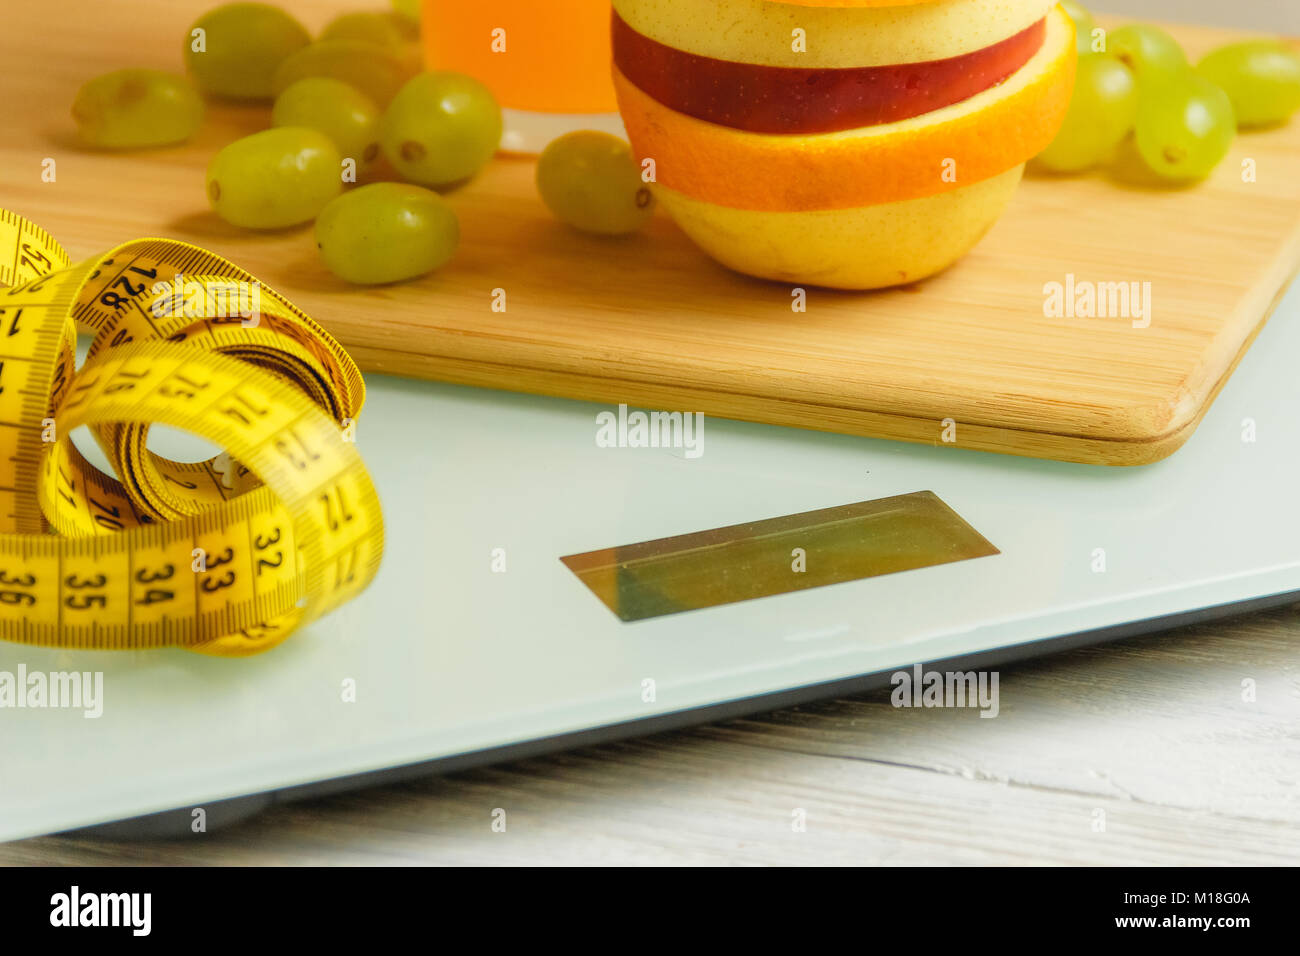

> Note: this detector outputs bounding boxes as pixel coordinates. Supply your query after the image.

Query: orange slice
[614,5,1075,211]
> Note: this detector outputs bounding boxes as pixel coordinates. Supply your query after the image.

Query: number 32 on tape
[0,209,384,656]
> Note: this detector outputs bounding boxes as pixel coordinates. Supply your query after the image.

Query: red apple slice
[612,13,1047,135]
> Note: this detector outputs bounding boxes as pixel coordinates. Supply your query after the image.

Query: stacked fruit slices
[612,0,1077,289]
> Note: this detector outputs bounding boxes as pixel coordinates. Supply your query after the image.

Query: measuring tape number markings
[0,208,384,656]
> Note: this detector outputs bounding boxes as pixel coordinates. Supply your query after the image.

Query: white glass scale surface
[2,280,1298,842]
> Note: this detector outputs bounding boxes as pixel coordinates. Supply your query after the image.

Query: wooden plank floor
[4,602,1297,866]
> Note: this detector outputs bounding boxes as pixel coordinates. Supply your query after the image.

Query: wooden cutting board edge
[351,240,1300,468]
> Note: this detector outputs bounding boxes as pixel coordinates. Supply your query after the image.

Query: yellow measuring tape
[0,208,383,656]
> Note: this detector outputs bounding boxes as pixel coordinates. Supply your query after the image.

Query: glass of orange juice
[422,0,624,154]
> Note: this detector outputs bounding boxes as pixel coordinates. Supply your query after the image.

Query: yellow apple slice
[654,165,1025,290]
[611,0,1059,69]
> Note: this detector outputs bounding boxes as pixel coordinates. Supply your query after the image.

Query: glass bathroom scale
[3,280,1298,842]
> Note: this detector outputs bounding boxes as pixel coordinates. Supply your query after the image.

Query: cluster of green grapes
[70,2,653,285]
[70,2,485,284]
[1038,1,1300,181]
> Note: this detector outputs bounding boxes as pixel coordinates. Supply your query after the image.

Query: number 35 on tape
[0,208,384,656]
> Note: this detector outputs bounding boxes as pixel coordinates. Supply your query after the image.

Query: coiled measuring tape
[0,208,383,656]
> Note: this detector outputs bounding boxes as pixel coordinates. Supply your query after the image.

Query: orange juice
[422,0,623,153]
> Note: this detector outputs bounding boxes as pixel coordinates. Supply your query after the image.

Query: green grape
[321,11,419,48]
[273,78,381,169]
[206,127,342,229]
[536,131,655,235]
[1036,54,1138,172]
[390,0,420,23]
[380,72,502,186]
[1197,41,1300,128]
[1134,72,1236,181]
[272,40,414,108]
[315,183,459,284]
[1060,1,1096,56]
[72,69,204,149]
[1107,24,1188,84]
[321,11,422,76]
[185,3,310,100]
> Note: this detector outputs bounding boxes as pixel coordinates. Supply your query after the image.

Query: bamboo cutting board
[2,0,1299,465]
